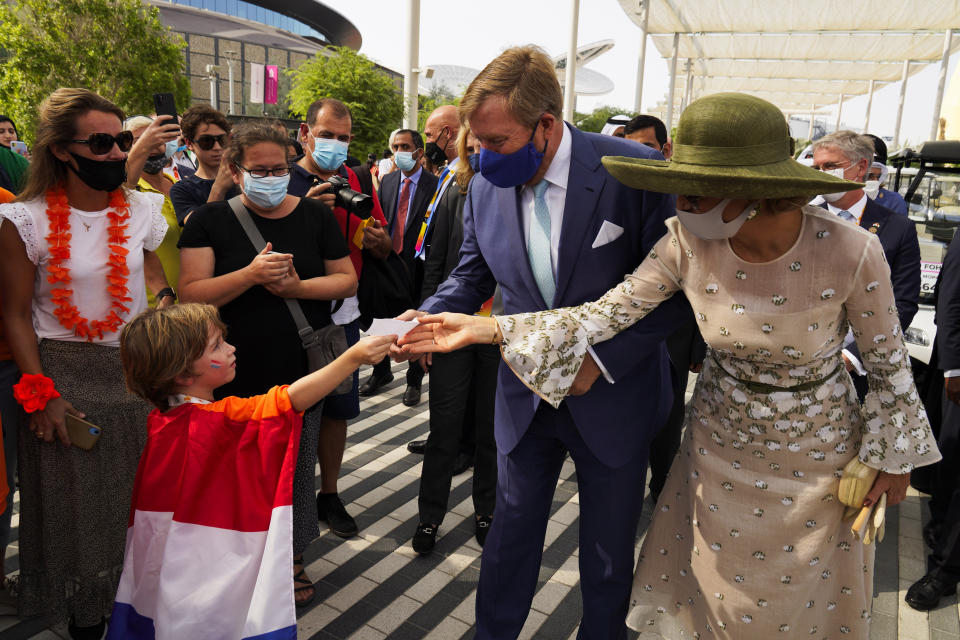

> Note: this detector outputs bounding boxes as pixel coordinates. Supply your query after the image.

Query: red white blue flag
[107,386,301,640]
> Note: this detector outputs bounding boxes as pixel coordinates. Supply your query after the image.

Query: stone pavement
[0,362,955,639]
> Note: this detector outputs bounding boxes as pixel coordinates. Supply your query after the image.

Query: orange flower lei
[45,187,132,341]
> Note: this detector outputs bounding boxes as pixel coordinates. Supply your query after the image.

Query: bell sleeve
[496,227,684,408]
[845,234,941,473]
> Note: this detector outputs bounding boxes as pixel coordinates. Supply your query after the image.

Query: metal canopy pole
[893,59,910,149]
[931,28,953,140]
[834,93,844,132]
[402,0,420,129]
[633,0,649,113]
[680,59,693,113]
[665,32,680,131]
[808,108,816,141]
[563,0,580,122]
[863,79,875,133]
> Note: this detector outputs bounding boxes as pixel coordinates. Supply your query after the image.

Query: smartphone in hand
[65,413,103,450]
[153,92,178,121]
[10,140,28,156]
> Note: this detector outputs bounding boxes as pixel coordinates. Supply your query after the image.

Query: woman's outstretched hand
[398,313,499,354]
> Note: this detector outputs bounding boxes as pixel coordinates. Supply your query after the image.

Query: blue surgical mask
[311,135,349,171]
[468,153,480,173]
[394,150,418,172]
[164,139,179,159]
[478,121,546,188]
[242,173,289,209]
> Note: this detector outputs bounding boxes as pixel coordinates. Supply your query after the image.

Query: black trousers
[418,344,499,524]
[372,356,425,387]
[928,389,960,578]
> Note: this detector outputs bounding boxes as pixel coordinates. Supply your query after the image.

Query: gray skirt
[17,339,150,627]
[293,402,323,555]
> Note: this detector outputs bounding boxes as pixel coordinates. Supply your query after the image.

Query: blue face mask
[394,150,418,172]
[468,153,480,173]
[311,135,349,171]
[242,173,289,209]
[478,121,546,188]
[164,139,179,159]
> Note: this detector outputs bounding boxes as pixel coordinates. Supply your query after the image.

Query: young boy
[108,303,394,639]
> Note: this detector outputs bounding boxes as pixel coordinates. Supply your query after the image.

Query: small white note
[366,318,419,338]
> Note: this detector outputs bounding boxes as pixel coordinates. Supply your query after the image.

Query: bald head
[424,105,460,163]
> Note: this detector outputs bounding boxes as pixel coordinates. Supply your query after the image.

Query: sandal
[293,559,315,608]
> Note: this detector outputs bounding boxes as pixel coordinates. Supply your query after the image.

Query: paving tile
[365,594,421,635]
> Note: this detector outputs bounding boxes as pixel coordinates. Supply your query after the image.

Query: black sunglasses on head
[69,131,134,155]
[192,134,228,151]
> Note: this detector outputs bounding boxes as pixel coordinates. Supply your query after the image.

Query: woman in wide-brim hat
[398,92,941,638]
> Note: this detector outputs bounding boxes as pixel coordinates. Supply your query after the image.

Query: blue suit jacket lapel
[555,127,604,303]
[859,198,882,231]
[496,185,546,308]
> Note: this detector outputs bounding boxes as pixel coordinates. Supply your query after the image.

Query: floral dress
[496,207,940,639]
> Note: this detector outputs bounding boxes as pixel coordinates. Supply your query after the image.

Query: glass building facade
[166,0,327,41]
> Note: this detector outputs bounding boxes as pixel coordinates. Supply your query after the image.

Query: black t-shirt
[169,174,240,226]
[178,197,350,398]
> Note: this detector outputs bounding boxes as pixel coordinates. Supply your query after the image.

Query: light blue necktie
[837,209,856,223]
[527,180,555,308]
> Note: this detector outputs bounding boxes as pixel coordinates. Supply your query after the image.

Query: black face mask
[423,128,449,166]
[142,154,167,175]
[67,152,126,192]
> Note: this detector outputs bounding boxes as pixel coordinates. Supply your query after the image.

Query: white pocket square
[591,220,624,248]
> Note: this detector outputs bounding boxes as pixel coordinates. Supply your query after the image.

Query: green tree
[287,46,404,159]
[417,82,458,131]
[574,105,635,133]
[0,0,190,143]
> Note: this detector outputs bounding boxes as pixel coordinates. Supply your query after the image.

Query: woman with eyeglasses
[0,88,174,639]
[168,104,239,227]
[178,121,357,607]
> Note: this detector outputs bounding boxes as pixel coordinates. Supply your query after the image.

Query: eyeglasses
[234,163,290,178]
[813,161,852,172]
[69,131,134,155]
[192,134,228,151]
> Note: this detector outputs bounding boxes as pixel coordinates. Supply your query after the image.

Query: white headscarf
[600,114,631,137]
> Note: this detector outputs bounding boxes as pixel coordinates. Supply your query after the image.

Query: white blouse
[0,190,168,346]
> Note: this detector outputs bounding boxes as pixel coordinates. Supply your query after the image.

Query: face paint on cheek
[210,360,223,369]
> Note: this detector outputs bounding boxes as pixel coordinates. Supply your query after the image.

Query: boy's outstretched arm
[287,335,396,412]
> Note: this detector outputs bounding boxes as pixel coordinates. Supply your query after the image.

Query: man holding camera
[361,130,439,405]
[288,98,391,538]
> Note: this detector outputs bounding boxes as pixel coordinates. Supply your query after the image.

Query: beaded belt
[711,355,844,395]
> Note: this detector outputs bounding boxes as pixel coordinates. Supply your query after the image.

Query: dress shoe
[406,439,427,454]
[905,570,958,611]
[452,452,473,475]
[412,522,438,555]
[402,384,421,407]
[316,492,359,538]
[475,516,492,547]
[68,617,105,640]
[359,372,393,397]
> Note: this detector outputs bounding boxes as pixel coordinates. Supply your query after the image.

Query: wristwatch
[156,287,176,302]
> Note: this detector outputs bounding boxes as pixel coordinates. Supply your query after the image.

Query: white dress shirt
[827,193,867,225]
[518,123,614,383]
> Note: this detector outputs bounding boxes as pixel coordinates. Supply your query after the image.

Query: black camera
[322,175,373,218]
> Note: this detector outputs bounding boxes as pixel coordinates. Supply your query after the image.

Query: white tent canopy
[619,0,960,144]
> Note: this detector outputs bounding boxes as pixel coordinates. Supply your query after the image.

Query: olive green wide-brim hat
[601,93,862,200]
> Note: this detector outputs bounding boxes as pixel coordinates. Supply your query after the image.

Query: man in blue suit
[394,46,685,639]
[813,131,920,398]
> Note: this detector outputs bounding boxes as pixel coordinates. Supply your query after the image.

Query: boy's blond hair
[120,304,226,411]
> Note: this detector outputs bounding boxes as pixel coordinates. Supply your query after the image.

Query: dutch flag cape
[108,386,301,639]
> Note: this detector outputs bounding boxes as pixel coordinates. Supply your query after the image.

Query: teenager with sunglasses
[0,88,173,639]
[169,104,239,226]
